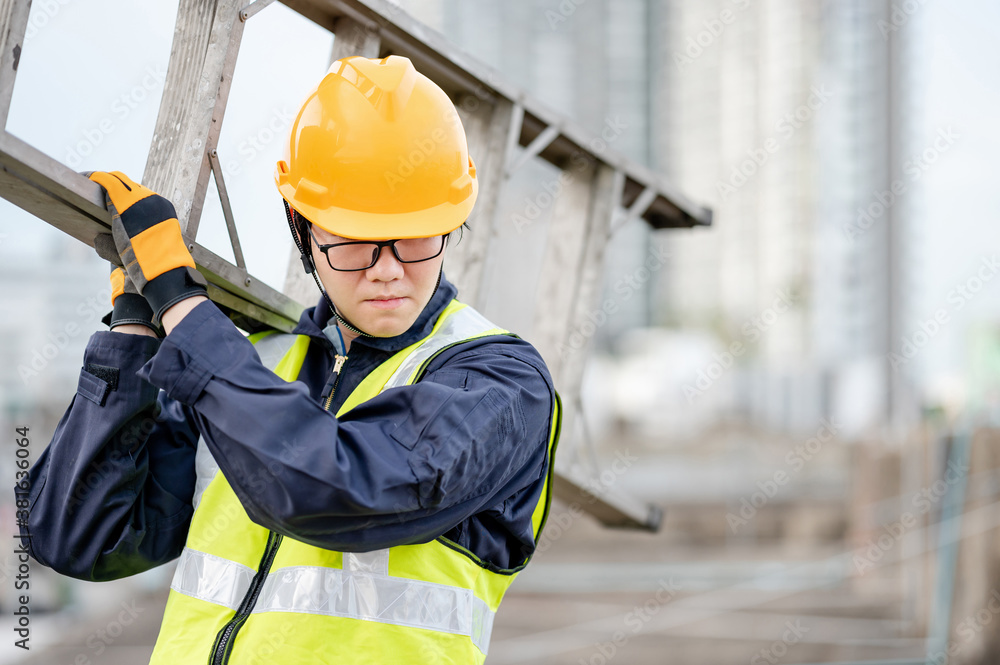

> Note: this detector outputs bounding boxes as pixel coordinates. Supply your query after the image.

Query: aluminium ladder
[0,0,711,531]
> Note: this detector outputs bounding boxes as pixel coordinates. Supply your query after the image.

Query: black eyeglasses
[307,225,448,272]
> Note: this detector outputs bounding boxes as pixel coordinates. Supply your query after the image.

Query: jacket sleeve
[19,331,199,581]
[138,300,555,553]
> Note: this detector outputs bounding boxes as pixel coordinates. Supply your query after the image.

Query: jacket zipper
[209,352,348,664]
[210,531,282,665]
[323,354,348,411]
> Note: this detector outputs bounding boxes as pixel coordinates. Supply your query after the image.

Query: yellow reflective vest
[148,300,560,664]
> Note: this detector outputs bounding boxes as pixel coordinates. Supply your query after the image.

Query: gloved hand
[93,233,159,334]
[88,171,208,324]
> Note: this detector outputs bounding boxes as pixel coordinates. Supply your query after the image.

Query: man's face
[308,224,446,338]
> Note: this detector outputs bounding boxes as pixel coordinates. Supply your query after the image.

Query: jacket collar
[291,272,459,355]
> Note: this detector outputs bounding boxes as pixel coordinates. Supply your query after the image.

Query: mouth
[364,296,407,310]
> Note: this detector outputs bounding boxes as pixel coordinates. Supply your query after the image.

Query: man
[21,55,560,664]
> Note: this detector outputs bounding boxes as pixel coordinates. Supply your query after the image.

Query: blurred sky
[919,0,1000,393]
[0,0,996,399]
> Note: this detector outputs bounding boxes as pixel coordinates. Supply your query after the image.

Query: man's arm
[139,299,555,556]
[161,294,207,335]
[20,331,199,581]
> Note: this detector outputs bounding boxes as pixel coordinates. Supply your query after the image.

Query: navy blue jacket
[20,275,557,582]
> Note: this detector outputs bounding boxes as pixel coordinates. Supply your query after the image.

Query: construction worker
[20,55,560,664]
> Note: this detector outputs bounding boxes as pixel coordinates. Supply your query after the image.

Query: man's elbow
[25,535,102,582]
[21,512,132,582]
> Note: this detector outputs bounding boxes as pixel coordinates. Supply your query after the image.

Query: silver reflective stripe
[254,332,299,371]
[344,549,389,575]
[471,596,494,654]
[384,305,502,389]
[192,435,217,510]
[171,552,497,655]
[192,333,299,509]
[170,547,255,611]
[253,566,496,655]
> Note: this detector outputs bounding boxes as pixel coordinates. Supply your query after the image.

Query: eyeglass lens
[325,236,444,270]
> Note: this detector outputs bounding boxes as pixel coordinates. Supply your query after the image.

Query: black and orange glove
[93,233,159,333]
[89,171,208,324]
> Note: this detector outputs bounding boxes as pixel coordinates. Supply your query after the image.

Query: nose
[366,243,405,281]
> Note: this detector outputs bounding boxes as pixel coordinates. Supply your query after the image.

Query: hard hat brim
[277,179,477,241]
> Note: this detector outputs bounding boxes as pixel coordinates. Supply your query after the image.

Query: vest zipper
[208,352,348,664]
[210,530,283,665]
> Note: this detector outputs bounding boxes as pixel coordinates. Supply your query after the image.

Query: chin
[358,312,418,338]
[371,326,414,338]
[342,295,428,337]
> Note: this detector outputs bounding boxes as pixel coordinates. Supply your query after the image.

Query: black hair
[449,221,470,245]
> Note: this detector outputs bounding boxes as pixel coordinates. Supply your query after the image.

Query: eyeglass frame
[306,223,449,272]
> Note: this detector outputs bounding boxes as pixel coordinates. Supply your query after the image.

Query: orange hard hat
[275,55,478,240]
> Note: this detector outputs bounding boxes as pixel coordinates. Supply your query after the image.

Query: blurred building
[405,0,922,439]
[0,230,107,427]
[652,0,921,437]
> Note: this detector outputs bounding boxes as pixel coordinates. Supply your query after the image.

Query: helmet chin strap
[283,200,371,339]
[283,200,445,341]
[332,309,371,338]
[330,265,444,340]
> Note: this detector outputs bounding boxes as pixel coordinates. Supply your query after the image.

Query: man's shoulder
[425,328,555,394]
